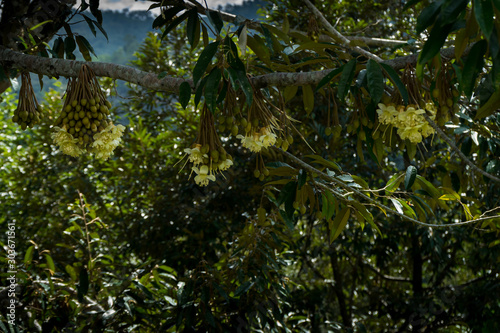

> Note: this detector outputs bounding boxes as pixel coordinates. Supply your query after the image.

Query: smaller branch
[275,147,500,228]
[423,113,500,183]
[303,0,383,62]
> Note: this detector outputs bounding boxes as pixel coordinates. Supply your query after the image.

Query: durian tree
[1,0,500,331]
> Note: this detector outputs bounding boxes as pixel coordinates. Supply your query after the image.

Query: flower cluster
[184,144,234,186]
[377,103,436,144]
[236,126,277,153]
[51,127,85,157]
[90,124,126,160]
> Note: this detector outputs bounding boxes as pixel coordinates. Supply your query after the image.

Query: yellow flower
[91,124,125,160]
[51,127,85,157]
[376,103,398,125]
[396,106,426,128]
[218,158,233,171]
[420,122,435,137]
[184,145,206,165]
[259,126,277,148]
[398,125,423,144]
[236,133,263,152]
[192,165,216,186]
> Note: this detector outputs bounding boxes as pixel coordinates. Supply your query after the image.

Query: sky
[91,0,245,11]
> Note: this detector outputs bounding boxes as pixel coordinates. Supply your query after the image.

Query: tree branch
[423,113,500,183]
[0,46,187,92]
[275,148,500,228]
[303,0,383,62]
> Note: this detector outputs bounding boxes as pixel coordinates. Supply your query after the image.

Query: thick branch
[0,46,187,92]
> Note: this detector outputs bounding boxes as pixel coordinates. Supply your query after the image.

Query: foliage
[1,0,500,332]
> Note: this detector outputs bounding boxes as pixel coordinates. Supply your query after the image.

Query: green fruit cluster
[54,97,112,147]
[12,73,43,130]
[54,65,113,148]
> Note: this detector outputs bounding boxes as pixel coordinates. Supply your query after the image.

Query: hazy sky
[92,0,245,11]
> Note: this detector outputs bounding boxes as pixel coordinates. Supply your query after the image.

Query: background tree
[1,0,500,332]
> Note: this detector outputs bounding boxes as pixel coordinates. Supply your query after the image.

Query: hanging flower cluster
[184,105,233,187]
[183,86,296,186]
[377,103,436,144]
[52,64,125,160]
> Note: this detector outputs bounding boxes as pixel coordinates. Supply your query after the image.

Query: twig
[303,0,383,62]
[422,113,500,183]
[275,147,500,228]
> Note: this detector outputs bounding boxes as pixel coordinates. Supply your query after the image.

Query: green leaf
[152,6,183,29]
[322,192,336,221]
[416,0,444,34]
[366,59,384,104]
[418,23,453,65]
[52,37,64,58]
[29,20,52,31]
[385,173,404,194]
[194,76,208,108]
[193,41,220,86]
[64,36,76,59]
[204,67,222,113]
[179,82,191,109]
[92,18,108,40]
[76,35,96,57]
[227,68,253,106]
[461,40,487,100]
[78,267,89,302]
[380,63,409,105]
[65,264,78,281]
[298,169,307,189]
[187,10,200,49]
[330,207,350,243]
[315,67,343,92]
[234,281,254,297]
[75,35,92,61]
[476,88,500,119]
[302,84,314,114]
[474,0,494,38]
[24,245,34,265]
[80,14,96,37]
[284,85,298,102]
[45,254,56,272]
[304,154,342,171]
[404,0,426,11]
[494,0,500,10]
[247,35,271,66]
[161,10,191,40]
[404,165,418,190]
[337,59,356,101]
[90,0,103,24]
[415,175,441,199]
[207,10,224,35]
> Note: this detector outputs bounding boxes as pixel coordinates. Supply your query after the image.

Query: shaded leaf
[179,81,191,109]
[337,59,356,101]
[193,41,220,86]
[461,40,487,100]
[330,207,350,243]
[380,63,409,105]
[404,165,418,190]
[367,59,384,104]
[474,0,494,38]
